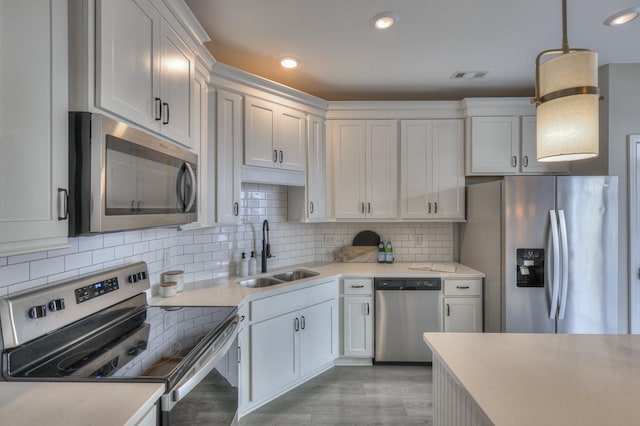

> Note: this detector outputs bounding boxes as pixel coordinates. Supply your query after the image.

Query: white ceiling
[185,0,640,101]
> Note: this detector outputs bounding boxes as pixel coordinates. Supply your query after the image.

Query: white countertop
[0,381,165,425]
[423,332,640,426]
[149,262,484,307]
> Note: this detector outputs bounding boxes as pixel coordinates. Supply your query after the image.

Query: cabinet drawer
[443,279,482,296]
[342,279,373,295]
[250,280,339,322]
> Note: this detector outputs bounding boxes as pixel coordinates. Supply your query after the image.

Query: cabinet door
[366,120,398,219]
[431,120,465,220]
[343,296,373,358]
[401,120,431,218]
[333,121,366,218]
[520,116,570,174]
[307,115,326,220]
[0,0,69,256]
[443,298,483,332]
[245,96,277,168]
[299,299,338,376]
[277,106,306,171]
[96,0,160,131]
[250,312,298,403]
[158,20,195,147]
[216,89,242,224]
[468,116,519,174]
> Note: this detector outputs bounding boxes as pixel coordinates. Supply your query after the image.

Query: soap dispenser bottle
[239,252,249,277]
[249,251,257,275]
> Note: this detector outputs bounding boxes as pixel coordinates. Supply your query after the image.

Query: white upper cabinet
[307,114,326,220]
[464,98,569,175]
[0,0,69,256]
[216,89,243,224]
[96,0,195,148]
[401,120,465,220]
[332,120,398,219]
[244,96,306,172]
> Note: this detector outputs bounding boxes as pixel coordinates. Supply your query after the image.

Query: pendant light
[531,0,600,162]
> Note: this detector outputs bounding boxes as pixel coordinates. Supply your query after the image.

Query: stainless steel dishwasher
[374,277,442,364]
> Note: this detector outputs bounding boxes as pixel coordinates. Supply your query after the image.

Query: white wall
[0,184,453,297]
[572,63,640,333]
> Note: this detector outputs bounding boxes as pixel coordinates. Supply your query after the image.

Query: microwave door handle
[176,164,186,211]
[184,162,197,213]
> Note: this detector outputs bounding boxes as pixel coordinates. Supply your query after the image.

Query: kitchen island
[423,332,640,426]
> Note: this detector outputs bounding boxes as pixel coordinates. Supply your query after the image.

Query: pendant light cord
[562,0,569,52]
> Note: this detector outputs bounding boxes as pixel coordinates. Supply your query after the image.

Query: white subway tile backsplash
[0,183,454,297]
[31,257,65,279]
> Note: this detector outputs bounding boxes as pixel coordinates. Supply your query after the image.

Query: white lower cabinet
[243,281,339,414]
[341,278,373,359]
[442,279,483,332]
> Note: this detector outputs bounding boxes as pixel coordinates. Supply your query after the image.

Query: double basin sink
[237,269,319,288]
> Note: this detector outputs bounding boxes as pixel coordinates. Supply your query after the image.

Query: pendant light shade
[532,0,600,162]
[536,51,599,161]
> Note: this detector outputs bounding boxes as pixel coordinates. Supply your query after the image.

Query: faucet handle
[266,243,274,258]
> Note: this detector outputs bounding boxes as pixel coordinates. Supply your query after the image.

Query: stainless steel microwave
[68,112,197,236]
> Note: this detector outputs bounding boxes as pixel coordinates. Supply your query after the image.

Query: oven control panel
[0,261,150,349]
[75,277,120,304]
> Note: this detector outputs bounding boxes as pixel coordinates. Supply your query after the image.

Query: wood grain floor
[239,365,433,426]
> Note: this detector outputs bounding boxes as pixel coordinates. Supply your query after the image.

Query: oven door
[162,315,239,425]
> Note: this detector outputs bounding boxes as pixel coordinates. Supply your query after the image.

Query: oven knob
[28,305,47,319]
[48,298,65,312]
[128,274,138,283]
[137,271,147,281]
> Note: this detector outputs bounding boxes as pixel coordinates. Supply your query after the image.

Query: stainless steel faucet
[261,219,273,272]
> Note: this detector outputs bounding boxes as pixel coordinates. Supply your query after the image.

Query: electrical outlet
[324,234,341,245]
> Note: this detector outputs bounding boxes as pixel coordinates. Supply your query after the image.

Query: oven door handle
[170,315,239,404]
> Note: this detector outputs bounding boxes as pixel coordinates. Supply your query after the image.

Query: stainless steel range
[0,262,239,425]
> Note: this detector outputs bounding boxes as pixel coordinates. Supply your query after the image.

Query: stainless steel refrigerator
[459,176,618,334]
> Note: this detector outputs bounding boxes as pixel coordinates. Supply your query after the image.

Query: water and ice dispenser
[516,249,545,287]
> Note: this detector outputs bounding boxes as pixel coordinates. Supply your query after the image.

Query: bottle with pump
[377,239,386,263]
[248,251,257,275]
[239,252,249,277]
[385,240,394,264]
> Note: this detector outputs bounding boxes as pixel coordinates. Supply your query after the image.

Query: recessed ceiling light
[372,11,399,30]
[280,57,300,69]
[604,7,640,26]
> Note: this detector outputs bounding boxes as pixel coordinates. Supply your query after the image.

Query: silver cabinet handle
[456,285,470,289]
[279,150,283,163]
[523,155,529,167]
[361,202,365,214]
[237,346,241,364]
[434,202,438,214]
[428,202,432,214]
[234,202,239,216]
[301,315,306,330]
[57,188,68,220]
[309,201,314,214]
[294,317,300,331]
[365,302,370,315]
[367,202,371,214]
[446,304,450,316]
[511,156,517,168]
[351,285,364,288]
[273,149,278,162]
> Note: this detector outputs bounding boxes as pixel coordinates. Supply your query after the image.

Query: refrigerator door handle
[549,210,561,319]
[558,210,569,320]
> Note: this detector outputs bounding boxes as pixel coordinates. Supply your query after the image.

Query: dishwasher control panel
[374,278,441,290]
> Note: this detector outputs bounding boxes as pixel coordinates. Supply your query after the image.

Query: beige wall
[572,63,640,333]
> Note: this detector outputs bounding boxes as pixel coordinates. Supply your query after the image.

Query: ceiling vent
[450,71,488,80]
